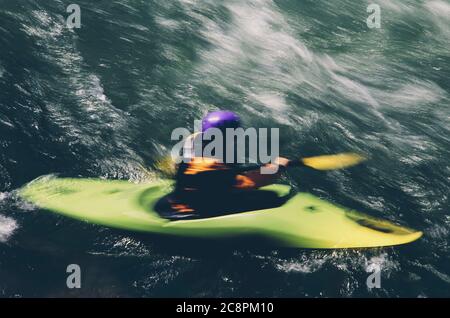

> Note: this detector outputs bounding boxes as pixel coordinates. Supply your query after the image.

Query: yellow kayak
[19,177,422,249]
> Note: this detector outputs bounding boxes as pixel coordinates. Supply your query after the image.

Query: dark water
[1,0,449,297]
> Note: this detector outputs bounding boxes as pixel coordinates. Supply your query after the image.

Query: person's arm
[235,157,290,189]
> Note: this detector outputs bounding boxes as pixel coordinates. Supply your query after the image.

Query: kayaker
[167,110,290,216]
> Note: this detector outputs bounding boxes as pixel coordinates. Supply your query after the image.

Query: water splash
[0,214,18,243]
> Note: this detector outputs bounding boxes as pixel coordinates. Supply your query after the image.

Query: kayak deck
[19,177,422,248]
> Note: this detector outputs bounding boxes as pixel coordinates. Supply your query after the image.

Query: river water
[0,0,449,297]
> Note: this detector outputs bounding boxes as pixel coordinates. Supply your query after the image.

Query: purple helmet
[201,111,241,132]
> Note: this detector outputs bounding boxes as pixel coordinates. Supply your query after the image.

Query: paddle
[289,153,367,171]
[229,153,367,173]
[154,153,367,176]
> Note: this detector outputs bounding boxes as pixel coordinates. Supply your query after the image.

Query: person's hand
[274,157,290,168]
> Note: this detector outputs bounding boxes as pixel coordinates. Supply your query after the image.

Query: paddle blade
[301,153,367,171]
[154,156,177,178]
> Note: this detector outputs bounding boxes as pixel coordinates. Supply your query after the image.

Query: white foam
[20,8,143,175]
[75,74,111,113]
[21,10,64,39]
[276,257,327,273]
[250,92,288,111]
[184,0,324,122]
[376,0,416,14]
[155,16,180,30]
[331,74,379,107]
[365,253,399,273]
[424,1,450,39]
[0,215,18,243]
[274,251,337,273]
[425,0,450,17]
[384,81,445,110]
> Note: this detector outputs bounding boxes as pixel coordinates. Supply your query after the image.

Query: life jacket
[175,133,256,194]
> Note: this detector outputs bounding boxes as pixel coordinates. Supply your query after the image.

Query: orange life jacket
[175,157,255,194]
